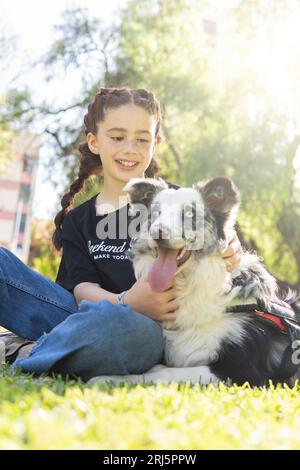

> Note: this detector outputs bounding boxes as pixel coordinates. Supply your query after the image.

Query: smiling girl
[0,87,241,380]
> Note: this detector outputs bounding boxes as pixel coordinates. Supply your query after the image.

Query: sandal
[0,331,35,364]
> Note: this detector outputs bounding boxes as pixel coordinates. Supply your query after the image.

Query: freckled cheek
[98,142,121,158]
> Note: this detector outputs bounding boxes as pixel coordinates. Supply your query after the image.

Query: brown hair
[52,86,162,250]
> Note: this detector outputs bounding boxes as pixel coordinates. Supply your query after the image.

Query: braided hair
[52,86,162,250]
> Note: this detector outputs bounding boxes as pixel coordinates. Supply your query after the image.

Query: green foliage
[0,126,13,169]
[0,88,35,126]
[31,246,61,282]
[28,220,61,282]
[111,0,300,285]
[1,366,300,449]
[0,95,14,167]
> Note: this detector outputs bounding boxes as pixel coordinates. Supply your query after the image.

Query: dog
[91,177,300,387]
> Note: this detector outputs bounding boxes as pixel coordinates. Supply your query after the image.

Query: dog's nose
[150,223,170,240]
[158,227,169,239]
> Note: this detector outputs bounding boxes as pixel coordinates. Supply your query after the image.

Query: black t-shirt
[55,180,181,294]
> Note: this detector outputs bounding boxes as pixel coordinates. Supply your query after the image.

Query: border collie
[93,177,300,387]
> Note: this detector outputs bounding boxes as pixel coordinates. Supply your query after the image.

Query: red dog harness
[227,298,300,380]
[228,298,295,334]
[254,308,286,332]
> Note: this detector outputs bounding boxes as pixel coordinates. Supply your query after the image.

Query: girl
[0,87,242,381]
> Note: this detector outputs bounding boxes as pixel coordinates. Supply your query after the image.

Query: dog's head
[124,176,240,291]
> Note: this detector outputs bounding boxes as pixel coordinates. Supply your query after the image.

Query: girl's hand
[125,277,179,322]
[220,228,243,272]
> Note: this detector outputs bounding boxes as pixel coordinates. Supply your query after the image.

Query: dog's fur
[92,177,300,387]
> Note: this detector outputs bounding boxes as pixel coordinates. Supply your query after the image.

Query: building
[0,131,40,262]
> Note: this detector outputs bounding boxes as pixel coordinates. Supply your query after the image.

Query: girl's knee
[77,300,165,374]
[127,320,165,373]
[80,299,162,340]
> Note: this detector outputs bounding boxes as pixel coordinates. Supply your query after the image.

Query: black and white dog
[94,177,300,387]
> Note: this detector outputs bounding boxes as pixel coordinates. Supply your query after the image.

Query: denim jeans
[0,247,165,381]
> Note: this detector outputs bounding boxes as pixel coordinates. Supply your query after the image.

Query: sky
[0,0,126,219]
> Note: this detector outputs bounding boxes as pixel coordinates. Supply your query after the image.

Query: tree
[28,219,60,282]
[2,0,300,288]
[0,120,13,169]
[0,29,17,168]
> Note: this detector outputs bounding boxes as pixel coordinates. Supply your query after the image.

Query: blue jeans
[0,247,165,381]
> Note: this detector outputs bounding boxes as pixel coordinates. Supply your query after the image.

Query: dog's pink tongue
[148,247,178,292]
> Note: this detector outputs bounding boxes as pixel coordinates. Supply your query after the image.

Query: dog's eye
[151,205,161,219]
[184,210,194,218]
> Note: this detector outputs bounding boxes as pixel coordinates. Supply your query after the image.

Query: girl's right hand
[124,277,179,322]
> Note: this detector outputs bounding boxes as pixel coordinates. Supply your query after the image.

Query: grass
[1,365,300,450]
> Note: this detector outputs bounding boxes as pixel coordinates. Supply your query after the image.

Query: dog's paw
[88,374,145,386]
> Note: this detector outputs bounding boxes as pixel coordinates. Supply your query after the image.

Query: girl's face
[87,103,157,186]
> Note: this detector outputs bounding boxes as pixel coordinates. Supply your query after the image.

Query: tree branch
[162,125,182,175]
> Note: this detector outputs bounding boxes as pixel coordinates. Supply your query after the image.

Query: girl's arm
[73,231,242,310]
[74,282,119,305]
[73,278,179,322]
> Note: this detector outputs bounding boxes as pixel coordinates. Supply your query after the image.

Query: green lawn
[1,365,300,450]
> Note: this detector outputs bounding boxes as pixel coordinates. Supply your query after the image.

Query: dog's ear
[195,177,240,214]
[123,177,168,207]
[194,177,240,239]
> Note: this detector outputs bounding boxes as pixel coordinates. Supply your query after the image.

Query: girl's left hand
[220,228,243,272]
